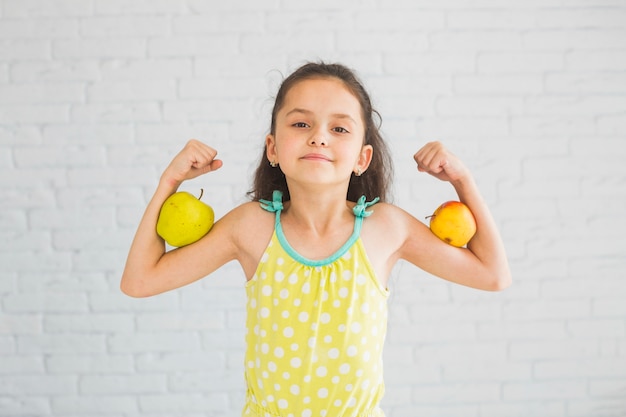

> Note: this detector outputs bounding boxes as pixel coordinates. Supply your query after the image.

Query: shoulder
[362,201,433,257]
[218,200,275,235]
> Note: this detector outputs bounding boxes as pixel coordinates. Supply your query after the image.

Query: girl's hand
[414,141,469,184]
[161,139,223,187]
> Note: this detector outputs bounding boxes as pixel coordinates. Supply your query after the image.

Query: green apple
[156,189,214,247]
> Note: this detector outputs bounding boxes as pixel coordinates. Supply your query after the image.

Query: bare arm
[400,141,511,291]
[120,140,234,297]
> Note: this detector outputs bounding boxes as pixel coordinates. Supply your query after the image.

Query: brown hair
[248,62,393,203]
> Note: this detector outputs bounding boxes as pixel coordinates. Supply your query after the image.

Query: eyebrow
[285,108,358,124]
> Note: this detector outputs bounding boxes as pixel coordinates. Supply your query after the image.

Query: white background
[1,0,625,416]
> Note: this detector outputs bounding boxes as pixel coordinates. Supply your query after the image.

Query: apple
[428,201,476,247]
[156,189,214,247]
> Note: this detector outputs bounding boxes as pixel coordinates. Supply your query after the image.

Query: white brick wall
[1,1,625,416]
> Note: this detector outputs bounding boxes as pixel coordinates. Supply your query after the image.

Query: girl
[121,62,511,417]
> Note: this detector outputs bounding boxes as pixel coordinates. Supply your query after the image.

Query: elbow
[120,276,153,298]
[487,272,512,292]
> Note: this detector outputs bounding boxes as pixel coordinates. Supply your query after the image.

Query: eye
[292,122,309,128]
[333,127,350,134]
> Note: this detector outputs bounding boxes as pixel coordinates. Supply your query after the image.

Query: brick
[431,31,523,51]
[163,99,252,122]
[385,52,475,75]
[0,39,50,59]
[0,335,16,353]
[87,80,176,102]
[412,382,501,403]
[44,313,134,333]
[566,50,626,71]
[53,39,146,58]
[546,72,626,94]
[18,334,106,354]
[355,10,445,31]
[0,231,50,251]
[477,51,564,73]
[454,74,543,95]
[43,123,133,145]
[195,54,287,77]
[0,251,72,272]
[3,0,93,17]
[448,10,537,29]
[46,354,134,374]
[524,29,626,50]
[0,375,76,395]
[138,392,229,413]
[0,104,69,123]
[481,401,566,417]
[136,312,225,332]
[173,12,265,34]
[3,293,89,313]
[14,145,105,168]
[0,18,78,38]
[511,340,598,360]
[0,314,41,335]
[337,32,428,53]
[66,167,157,186]
[133,122,229,145]
[443,360,531,382]
[80,374,167,394]
[17,272,109,293]
[179,77,267,99]
[148,35,239,57]
[80,16,170,37]
[387,322,476,344]
[0,397,51,416]
[417,116,509,138]
[535,358,626,379]
[0,187,56,209]
[101,58,191,80]
[0,208,28,231]
[11,60,100,82]
[95,0,184,14]
[436,96,524,116]
[30,206,115,229]
[135,351,226,372]
[0,355,44,373]
[169,370,243,392]
[108,332,200,353]
[53,229,134,251]
[51,395,138,415]
[503,380,587,400]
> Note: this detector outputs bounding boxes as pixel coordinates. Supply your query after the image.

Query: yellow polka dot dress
[243,191,389,417]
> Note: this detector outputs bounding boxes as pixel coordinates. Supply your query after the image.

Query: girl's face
[266,77,373,190]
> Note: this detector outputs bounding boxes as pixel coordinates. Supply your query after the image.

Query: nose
[309,131,327,146]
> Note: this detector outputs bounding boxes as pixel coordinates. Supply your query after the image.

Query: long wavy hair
[248,62,393,203]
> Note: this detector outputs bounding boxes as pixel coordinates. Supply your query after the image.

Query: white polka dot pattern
[243,233,389,417]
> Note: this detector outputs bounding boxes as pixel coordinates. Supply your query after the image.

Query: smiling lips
[301,153,332,162]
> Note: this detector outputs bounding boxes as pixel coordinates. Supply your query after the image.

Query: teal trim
[275,213,363,267]
[260,190,378,267]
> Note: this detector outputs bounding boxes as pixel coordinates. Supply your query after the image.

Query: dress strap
[353,195,380,218]
[259,190,284,213]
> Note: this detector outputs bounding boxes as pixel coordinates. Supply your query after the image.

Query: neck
[283,184,353,232]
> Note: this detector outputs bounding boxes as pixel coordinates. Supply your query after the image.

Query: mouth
[301,153,332,162]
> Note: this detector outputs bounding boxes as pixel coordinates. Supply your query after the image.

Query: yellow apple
[156,189,214,247]
[428,201,476,247]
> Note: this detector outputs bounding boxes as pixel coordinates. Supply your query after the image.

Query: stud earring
[270,161,278,168]
[355,168,362,176]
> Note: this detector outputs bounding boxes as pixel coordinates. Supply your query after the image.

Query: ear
[266,134,277,163]
[355,144,373,174]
